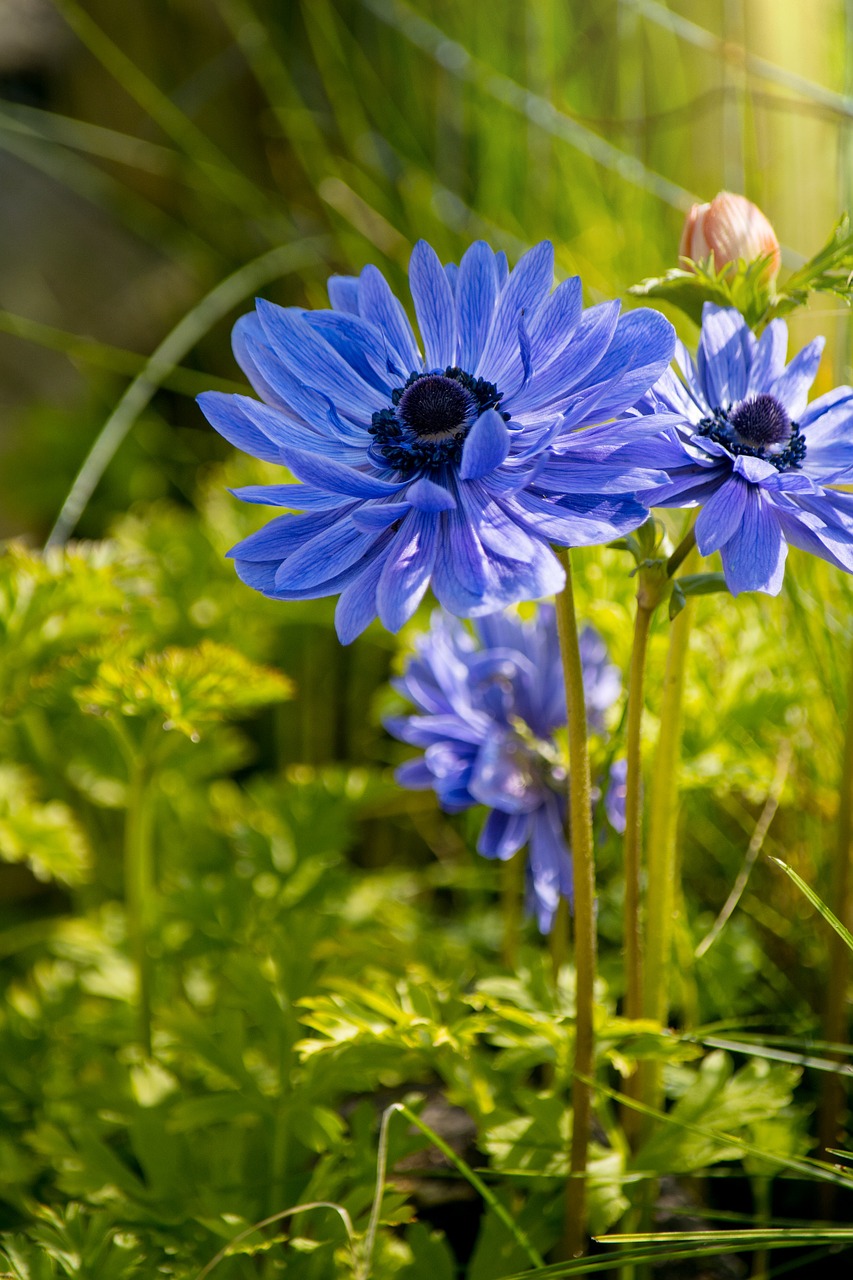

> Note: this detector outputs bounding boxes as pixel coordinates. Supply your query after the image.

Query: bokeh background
[2,0,852,542]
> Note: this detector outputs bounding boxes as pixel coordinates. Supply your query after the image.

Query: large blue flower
[198,240,675,641]
[637,304,853,593]
[387,606,623,932]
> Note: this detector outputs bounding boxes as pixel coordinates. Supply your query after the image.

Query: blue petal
[801,393,853,482]
[303,311,399,390]
[774,503,853,575]
[476,240,554,384]
[395,758,436,790]
[460,408,511,480]
[376,510,439,631]
[528,800,571,932]
[407,477,457,511]
[720,487,787,595]
[230,484,344,510]
[432,507,489,611]
[694,476,748,554]
[478,809,531,860]
[507,489,648,545]
[732,454,778,484]
[234,552,369,601]
[469,734,542,814]
[770,336,824,418]
[697,305,753,407]
[507,301,620,415]
[747,318,787,394]
[231,314,293,409]
[241,337,365,442]
[456,241,499,372]
[229,508,349,562]
[274,518,379,590]
[239,391,366,460]
[335,553,385,643]
[256,299,388,417]
[198,391,284,464]
[351,502,412,530]
[409,240,457,368]
[327,275,360,314]
[358,263,421,373]
[278,445,408,498]
[526,275,582,369]
[566,309,676,424]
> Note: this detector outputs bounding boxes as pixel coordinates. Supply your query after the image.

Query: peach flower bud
[679,191,781,283]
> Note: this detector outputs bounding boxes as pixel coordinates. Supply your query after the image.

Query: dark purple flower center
[369,367,507,475]
[697,394,806,472]
[397,374,472,439]
[730,394,791,447]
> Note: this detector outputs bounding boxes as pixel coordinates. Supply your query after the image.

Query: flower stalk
[818,637,853,1184]
[554,548,596,1260]
[124,755,154,1056]
[640,582,695,1127]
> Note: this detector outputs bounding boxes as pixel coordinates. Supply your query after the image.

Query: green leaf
[76,639,292,740]
[0,766,90,885]
[677,572,729,597]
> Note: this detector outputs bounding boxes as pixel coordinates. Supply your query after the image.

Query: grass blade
[46,236,330,547]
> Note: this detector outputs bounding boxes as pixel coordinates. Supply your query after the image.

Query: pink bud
[679,191,781,283]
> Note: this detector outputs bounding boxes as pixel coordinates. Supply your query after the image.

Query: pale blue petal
[720,487,787,594]
[358,263,421,373]
[460,408,511,479]
[376,510,439,631]
[409,240,457,368]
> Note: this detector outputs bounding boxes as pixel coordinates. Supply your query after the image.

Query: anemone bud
[679,191,781,283]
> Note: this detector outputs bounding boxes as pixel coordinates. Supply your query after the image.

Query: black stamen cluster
[697,400,806,472]
[369,367,507,475]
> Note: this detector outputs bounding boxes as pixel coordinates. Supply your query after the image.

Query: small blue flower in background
[637,304,853,594]
[199,240,675,642]
[387,606,624,932]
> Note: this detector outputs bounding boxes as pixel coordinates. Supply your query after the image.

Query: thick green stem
[621,601,654,1147]
[818,640,853,1197]
[125,757,154,1056]
[554,548,596,1261]
[641,593,694,1125]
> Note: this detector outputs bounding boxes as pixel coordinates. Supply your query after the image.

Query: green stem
[818,638,853,1202]
[621,601,654,1147]
[640,593,695,1127]
[666,524,697,578]
[554,548,596,1262]
[125,757,154,1056]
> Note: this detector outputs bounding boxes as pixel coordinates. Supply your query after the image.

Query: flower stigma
[697,394,806,471]
[369,366,506,475]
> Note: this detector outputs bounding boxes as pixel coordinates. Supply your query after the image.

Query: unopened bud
[679,191,780,283]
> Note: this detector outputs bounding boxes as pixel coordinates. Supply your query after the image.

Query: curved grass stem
[554,548,596,1261]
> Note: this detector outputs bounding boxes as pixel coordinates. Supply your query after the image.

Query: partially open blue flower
[637,304,853,593]
[199,240,675,641]
[387,606,623,932]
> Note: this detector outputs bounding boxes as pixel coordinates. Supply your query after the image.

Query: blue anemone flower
[198,240,675,641]
[637,304,853,593]
[387,606,623,932]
